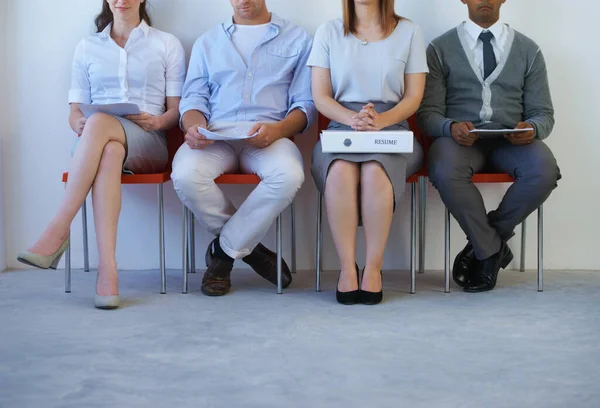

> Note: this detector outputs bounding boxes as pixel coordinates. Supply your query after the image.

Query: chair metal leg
[276,214,283,294]
[64,182,72,294]
[538,206,544,292]
[290,199,297,274]
[189,211,196,273]
[444,207,451,293]
[418,176,427,274]
[158,185,166,294]
[520,219,527,272]
[82,199,90,272]
[316,193,323,292]
[182,205,189,294]
[65,232,71,294]
[410,183,417,294]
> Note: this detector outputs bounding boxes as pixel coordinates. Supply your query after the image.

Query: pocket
[267,46,299,59]
[267,46,299,76]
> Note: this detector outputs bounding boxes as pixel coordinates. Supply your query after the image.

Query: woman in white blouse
[17,0,186,310]
[308,0,428,305]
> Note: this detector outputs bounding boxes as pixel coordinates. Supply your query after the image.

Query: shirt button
[248,72,253,78]
[244,94,249,99]
[484,82,489,87]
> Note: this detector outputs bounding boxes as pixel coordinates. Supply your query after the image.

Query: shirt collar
[223,12,283,35]
[98,20,150,38]
[464,19,504,43]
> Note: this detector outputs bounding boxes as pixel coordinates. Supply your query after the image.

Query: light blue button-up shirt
[180,13,316,135]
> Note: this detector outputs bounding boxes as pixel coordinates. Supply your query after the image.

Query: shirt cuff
[179,106,210,131]
[166,82,184,97]
[287,102,316,133]
[442,119,454,138]
[68,90,91,105]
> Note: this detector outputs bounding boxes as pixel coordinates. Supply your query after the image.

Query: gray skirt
[312,103,423,206]
[71,116,168,174]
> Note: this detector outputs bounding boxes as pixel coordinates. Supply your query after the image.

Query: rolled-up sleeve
[287,33,316,132]
[165,34,186,97]
[179,37,211,126]
[68,40,91,104]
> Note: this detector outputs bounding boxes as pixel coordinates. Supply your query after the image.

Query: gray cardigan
[418,25,555,140]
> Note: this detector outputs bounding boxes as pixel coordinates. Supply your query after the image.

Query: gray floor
[1,267,599,408]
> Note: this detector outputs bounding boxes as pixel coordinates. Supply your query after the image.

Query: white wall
[0,0,9,272]
[3,0,599,273]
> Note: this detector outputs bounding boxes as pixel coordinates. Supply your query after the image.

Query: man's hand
[245,122,282,149]
[185,124,214,150]
[351,103,384,131]
[451,122,478,146]
[75,117,87,136]
[506,122,536,145]
[126,113,161,132]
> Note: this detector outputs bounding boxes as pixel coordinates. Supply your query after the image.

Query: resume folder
[320,130,414,153]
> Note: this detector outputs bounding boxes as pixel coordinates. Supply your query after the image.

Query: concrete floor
[1,268,599,408]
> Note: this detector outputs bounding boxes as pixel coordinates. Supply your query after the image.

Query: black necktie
[479,31,497,79]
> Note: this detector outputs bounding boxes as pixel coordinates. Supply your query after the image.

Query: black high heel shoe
[359,268,383,305]
[336,264,360,305]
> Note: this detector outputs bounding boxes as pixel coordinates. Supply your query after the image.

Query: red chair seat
[472,173,515,183]
[215,174,261,184]
[62,171,171,184]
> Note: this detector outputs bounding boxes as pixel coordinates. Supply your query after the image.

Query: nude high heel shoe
[17,237,70,270]
[95,295,120,310]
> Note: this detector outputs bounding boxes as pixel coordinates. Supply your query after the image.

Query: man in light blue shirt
[171,0,315,297]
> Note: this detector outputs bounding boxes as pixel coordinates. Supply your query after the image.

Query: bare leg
[92,142,125,297]
[324,160,360,292]
[360,162,394,293]
[29,113,126,256]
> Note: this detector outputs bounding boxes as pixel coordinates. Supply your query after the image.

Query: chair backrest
[166,128,185,170]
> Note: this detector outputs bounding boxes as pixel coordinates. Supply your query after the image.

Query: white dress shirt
[462,20,508,78]
[69,21,186,117]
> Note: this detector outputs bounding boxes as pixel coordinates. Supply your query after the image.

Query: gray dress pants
[428,137,561,260]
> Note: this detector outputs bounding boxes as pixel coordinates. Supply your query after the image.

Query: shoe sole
[17,257,47,269]
[201,288,231,297]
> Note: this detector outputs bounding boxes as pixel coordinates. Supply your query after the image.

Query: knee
[428,159,470,187]
[519,156,560,191]
[171,152,211,198]
[265,163,305,198]
[361,162,392,190]
[98,141,125,169]
[326,160,360,186]
[83,113,116,135]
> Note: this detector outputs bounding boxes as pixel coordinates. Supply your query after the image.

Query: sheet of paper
[197,127,258,141]
[469,128,534,135]
[79,103,141,118]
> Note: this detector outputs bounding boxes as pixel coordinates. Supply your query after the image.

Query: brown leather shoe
[201,257,233,296]
[243,243,292,288]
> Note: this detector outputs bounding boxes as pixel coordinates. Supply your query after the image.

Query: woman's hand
[126,113,161,132]
[351,103,384,131]
[75,117,87,136]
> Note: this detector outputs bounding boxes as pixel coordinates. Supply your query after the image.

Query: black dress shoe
[205,239,292,289]
[359,269,383,305]
[453,242,477,288]
[201,257,234,296]
[464,243,514,293]
[336,264,360,305]
[243,243,292,289]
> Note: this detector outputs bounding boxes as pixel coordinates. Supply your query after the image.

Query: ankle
[214,238,234,263]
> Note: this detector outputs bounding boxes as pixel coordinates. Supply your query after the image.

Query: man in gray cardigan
[418,0,560,293]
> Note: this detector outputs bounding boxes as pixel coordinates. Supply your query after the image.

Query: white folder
[321,130,414,153]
